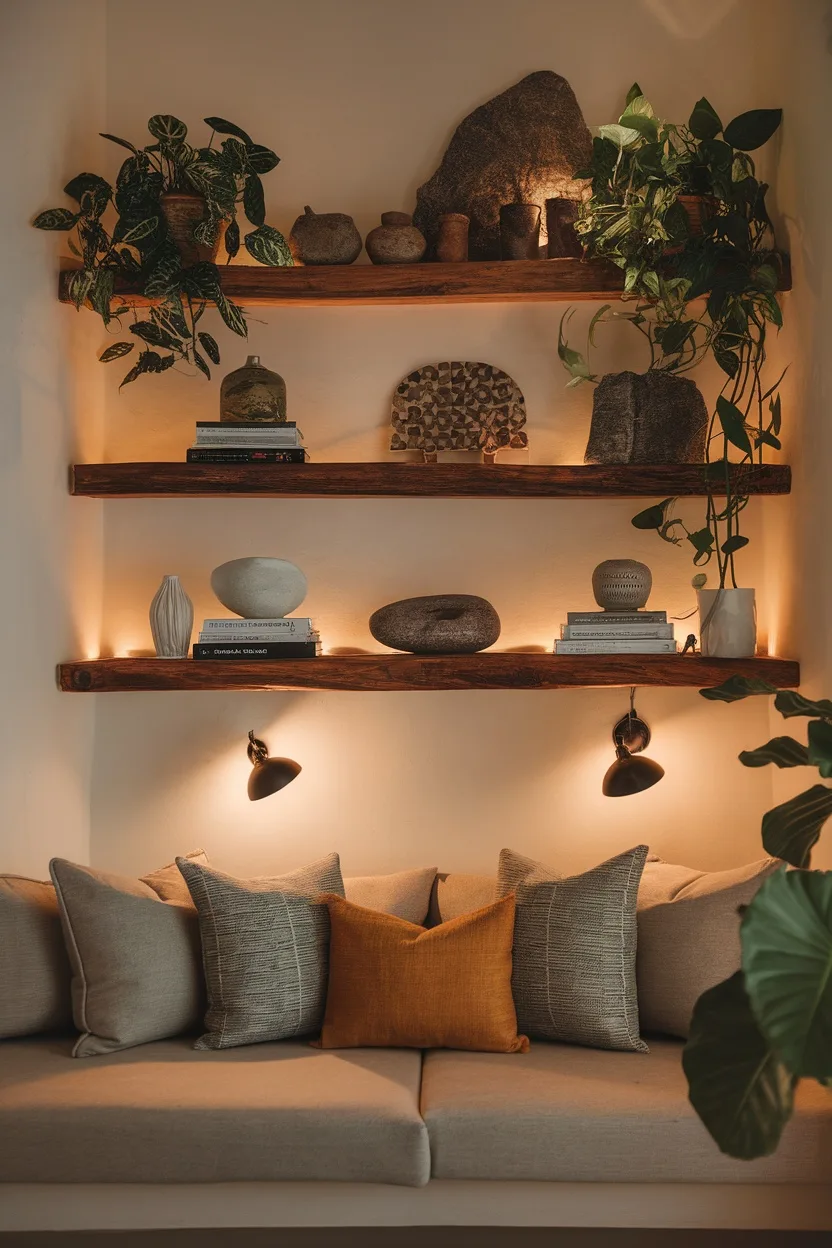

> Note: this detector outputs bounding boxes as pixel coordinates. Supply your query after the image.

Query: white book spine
[201,618,314,631]
[554,639,678,654]
[561,623,674,639]
[565,612,667,625]
[198,630,319,643]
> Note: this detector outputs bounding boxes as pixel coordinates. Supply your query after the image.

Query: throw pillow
[0,875,73,1039]
[50,858,205,1057]
[637,856,781,1038]
[426,872,498,926]
[498,845,649,1053]
[141,848,209,901]
[318,893,528,1053]
[344,867,437,923]
[177,853,344,1049]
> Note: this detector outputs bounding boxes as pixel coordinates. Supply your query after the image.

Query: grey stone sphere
[369,594,501,653]
[211,557,307,619]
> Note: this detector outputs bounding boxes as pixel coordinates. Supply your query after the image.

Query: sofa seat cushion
[0,1037,429,1186]
[421,1039,832,1184]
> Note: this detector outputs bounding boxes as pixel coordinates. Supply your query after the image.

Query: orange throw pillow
[318,892,529,1053]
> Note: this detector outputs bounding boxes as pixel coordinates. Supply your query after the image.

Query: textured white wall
[0,1,105,874]
[79,0,797,876]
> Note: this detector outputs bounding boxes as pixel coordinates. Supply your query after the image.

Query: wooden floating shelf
[59,255,792,308]
[59,654,799,694]
[70,462,792,500]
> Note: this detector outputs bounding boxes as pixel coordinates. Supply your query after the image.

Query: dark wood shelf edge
[69,462,792,499]
[59,654,800,693]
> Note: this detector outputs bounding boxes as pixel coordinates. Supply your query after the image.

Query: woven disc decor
[390,361,528,464]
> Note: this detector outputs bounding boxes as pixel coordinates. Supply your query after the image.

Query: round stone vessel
[211,557,307,619]
[289,205,362,265]
[220,355,287,424]
[365,212,426,265]
[592,560,652,612]
[369,594,501,654]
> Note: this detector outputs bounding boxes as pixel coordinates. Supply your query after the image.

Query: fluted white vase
[150,575,194,658]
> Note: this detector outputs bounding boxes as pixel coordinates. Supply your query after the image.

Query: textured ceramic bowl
[211,557,308,619]
[591,559,652,612]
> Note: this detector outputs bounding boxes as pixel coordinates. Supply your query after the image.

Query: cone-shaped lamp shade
[602,745,665,797]
[247,731,301,801]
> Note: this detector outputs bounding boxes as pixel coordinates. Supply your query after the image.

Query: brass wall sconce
[602,688,664,798]
[247,730,301,801]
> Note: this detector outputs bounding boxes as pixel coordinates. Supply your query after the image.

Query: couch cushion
[421,1039,832,1184]
[0,1036,429,1186]
[0,876,72,1039]
[345,867,437,924]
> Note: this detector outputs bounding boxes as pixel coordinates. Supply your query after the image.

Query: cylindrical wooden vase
[436,213,470,263]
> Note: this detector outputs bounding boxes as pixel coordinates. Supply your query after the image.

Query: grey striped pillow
[498,845,649,1053]
[177,853,344,1049]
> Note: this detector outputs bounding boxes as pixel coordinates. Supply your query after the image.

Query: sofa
[1,863,831,1236]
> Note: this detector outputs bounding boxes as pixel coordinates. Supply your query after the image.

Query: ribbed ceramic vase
[149,575,194,659]
[698,588,757,657]
[592,560,653,612]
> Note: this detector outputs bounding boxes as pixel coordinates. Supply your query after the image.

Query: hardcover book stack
[187,422,307,465]
[554,610,677,655]
[193,617,321,661]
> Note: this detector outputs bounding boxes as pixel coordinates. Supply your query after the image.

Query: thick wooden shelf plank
[70,462,792,499]
[59,654,800,693]
[59,254,792,308]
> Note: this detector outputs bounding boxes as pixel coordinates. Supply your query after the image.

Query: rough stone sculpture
[390,361,527,464]
[370,595,501,654]
[585,372,709,465]
[413,71,592,260]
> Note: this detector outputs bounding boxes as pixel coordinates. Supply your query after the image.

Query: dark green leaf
[717,395,753,456]
[723,109,783,152]
[775,691,832,720]
[88,269,115,325]
[244,224,293,267]
[618,112,658,142]
[770,394,782,435]
[158,296,190,341]
[714,347,740,377]
[243,174,265,227]
[699,675,779,702]
[99,341,135,363]
[203,116,253,144]
[192,348,211,380]
[33,208,79,231]
[64,172,111,209]
[120,349,162,388]
[130,321,180,350]
[220,137,250,175]
[722,534,749,555]
[755,430,782,451]
[245,144,280,174]
[808,720,832,779]
[658,319,693,357]
[224,218,240,259]
[198,331,220,364]
[742,870,832,1081]
[740,737,810,769]
[148,114,187,143]
[143,252,182,299]
[625,83,643,107]
[683,972,795,1160]
[688,97,723,141]
[64,269,94,309]
[120,217,158,245]
[755,264,779,293]
[99,133,138,154]
[631,498,673,530]
[215,291,248,337]
[762,785,832,867]
[688,527,715,556]
[179,261,221,301]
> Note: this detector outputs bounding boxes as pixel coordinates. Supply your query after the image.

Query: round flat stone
[369,595,501,654]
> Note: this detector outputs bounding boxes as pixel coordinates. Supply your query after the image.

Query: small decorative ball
[211,557,307,619]
[591,560,652,612]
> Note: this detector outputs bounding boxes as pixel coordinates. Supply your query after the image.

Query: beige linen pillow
[141,849,208,901]
[426,873,498,925]
[345,867,437,924]
[178,853,344,1049]
[0,876,73,1038]
[50,856,206,1057]
[637,856,780,1038]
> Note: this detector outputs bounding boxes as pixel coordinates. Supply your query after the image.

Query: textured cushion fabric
[421,1039,832,1183]
[49,859,203,1058]
[637,856,781,1038]
[426,872,498,925]
[178,853,344,1049]
[140,848,209,902]
[319,894,528,1053]
[0,876,72,1039]
[498,845,648,1052]
[345,867,437,923]
[0,1036,429,1186]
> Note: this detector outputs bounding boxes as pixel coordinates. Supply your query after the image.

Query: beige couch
[2,1032,831,1235]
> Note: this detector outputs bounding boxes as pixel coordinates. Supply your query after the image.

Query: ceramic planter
[698,588,757,657]
[160,193,228,265]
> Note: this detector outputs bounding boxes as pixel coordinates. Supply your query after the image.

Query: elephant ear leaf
[683,971,795,1160]
[775,691,832,720]
[761,784,832,867]
[741,870,832,1082]
[700,675,779,703]
[739,737,809,769]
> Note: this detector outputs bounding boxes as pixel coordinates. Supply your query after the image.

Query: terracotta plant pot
[677,194,716,237]
[160,193,229,265]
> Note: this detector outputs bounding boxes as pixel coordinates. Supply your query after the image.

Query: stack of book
[554,610,676,655]
[193,617,321,661]
[187,421,307,465]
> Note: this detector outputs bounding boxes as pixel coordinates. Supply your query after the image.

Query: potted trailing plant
[684,674,832,1159]
[559,85,785,656]
[33,115,292,387]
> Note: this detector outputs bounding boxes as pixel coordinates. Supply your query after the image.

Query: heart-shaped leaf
[762,785,832,867]
[808,719,832,778]
[723,109,783,152]
[722,534,749,556]
[244,224,293,268]
[688,97,723,141]
[699,675,779,702]
[245,144,280,174]
[148,115,187,143]
[204,116,253,145]
[742,869,832,1081]
[33,208,79,231]
[717,395,753,456]
[243,174,266,227]
[631,498,673,531]
[198,331,220,365]
[683,971,795,1159]
[215,291,248,337]
[740,737,810,769]
[775,691,832,720]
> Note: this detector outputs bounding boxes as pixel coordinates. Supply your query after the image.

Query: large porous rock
[413,71,592,261]
[585,372,709,465]
[370,595,501,654]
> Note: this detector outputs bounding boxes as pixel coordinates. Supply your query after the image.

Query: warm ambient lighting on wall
[602,688,665,798]
[247,731,301,801]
